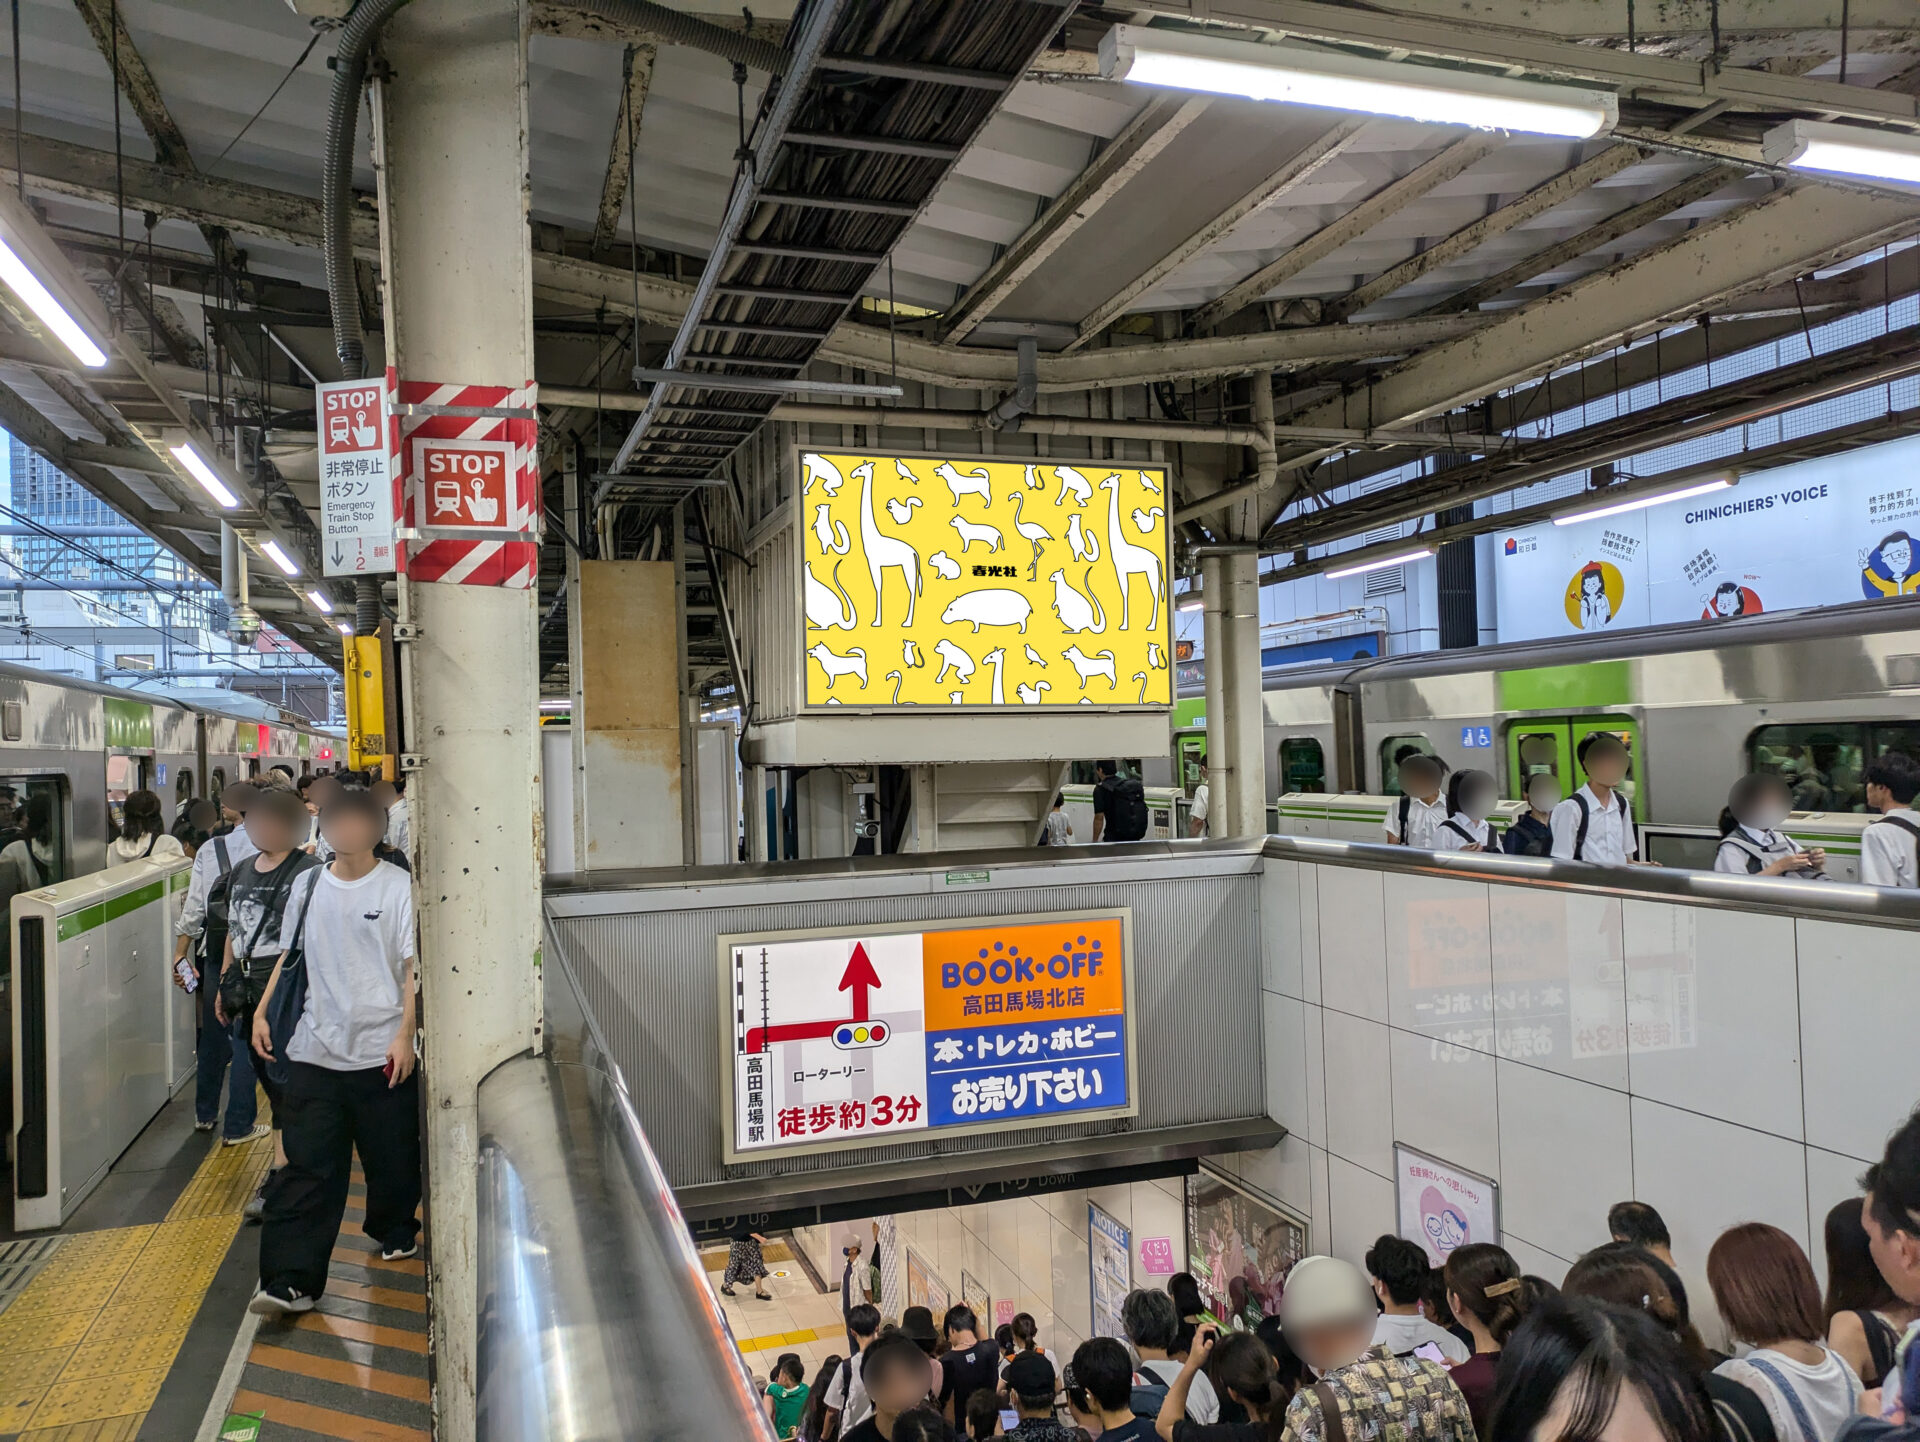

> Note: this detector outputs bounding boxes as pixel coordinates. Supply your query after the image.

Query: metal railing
[475,927,777,1442]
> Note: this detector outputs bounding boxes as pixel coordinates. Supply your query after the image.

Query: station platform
[0,1089,427,1442]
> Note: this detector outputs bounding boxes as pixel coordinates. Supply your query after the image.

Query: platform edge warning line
[249,1342,432,1402]
[228,1388,428,1442]
[192,1303,263,1442]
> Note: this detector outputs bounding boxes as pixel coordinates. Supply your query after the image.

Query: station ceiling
[0,0,1916,673]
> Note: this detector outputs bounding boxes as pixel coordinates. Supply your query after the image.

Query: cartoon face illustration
[1712,582,1743,617]
[1887,535,1914,580]
[1580,568,1605,599]
[1419,1185,1469,1256]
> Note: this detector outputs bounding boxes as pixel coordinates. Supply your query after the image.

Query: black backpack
[1569,791,1637,862]
[1101,775,1149,842]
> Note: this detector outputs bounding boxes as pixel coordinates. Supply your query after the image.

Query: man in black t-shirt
[842,1333,940,1442]
[937,1304,1002,1426]
[1091,760,1149,843]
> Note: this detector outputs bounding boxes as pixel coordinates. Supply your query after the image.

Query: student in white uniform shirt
[1861,751,1920,889]
[1188,755,1210,839]
[1550,733,1647,866]
[1714,772,1827,878]
[1434,770,1497,852]
[1366,1234,1471,1364]
[1383,752,1449,849]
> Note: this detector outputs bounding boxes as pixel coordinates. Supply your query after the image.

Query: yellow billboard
[800,451,1172,709]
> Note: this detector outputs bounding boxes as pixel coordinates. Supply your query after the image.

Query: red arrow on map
[744,942,884,1051]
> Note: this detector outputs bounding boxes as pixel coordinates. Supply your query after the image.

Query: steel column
[375,2,541,1435]
[1201,555,1230,836]
[1222,552,1266,837]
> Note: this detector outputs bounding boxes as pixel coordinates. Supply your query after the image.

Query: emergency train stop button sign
[414,437,513,530]
[316,378,396,577]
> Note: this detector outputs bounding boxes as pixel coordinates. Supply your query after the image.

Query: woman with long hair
[1709,1223,1862,1442]
[797,1355,843,1442]
[1487,1295,1717,1442]
[109,788,184,863]
[1155,1328,1289,1442]
[1823,1197,1919,1389]
[1716,773,1825,878]
[1442,1244,1536,1434]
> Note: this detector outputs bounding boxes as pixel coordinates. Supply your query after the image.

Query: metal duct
[986,336,1038,431]
[355,576,381,636]
[325,0,414,379]
[564,0,788,72]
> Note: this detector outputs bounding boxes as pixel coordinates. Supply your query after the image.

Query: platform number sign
[1460,725,1493,749]
[316,378,396,577]
[721,910,1136,1161]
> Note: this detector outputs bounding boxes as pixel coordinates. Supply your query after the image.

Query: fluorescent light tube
[262,540,300,576]
[306,589,333,614]
[336,621,351,635]
[1176,593,1205,612]
[1326,545,1434,580]
[0,237,108,367]
[168,443,239,509]
[1553,477,1731,527]
[1762,119,1920,186]
[1100,24,1616,139]
[539,699,572,712]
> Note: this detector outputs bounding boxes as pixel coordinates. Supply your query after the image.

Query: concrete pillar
[1200,554,1230,835]
[1223,550,1266,835]
[376,3,539,1435]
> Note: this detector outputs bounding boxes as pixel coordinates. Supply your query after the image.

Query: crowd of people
[774,1107,1920,1442]
[158,765,420,1316]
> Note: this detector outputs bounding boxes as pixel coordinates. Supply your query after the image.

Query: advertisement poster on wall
[907,1246,951,1319]
[962,1268,991,1322]
[1395,1143,1500,1266]
[1089,1203,1132,1341]
[1185,1168,1308,1329]
[1493,434,1920,642]
[799,451,1173,709]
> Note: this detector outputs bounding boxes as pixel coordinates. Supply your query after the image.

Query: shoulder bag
[260,868,321,1087]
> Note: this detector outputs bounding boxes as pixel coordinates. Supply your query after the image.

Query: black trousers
[259,1059,422,1298]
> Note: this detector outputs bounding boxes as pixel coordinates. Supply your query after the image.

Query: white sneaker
[248,1284,313,1316]
[381,1240,419,1262]
[222,1123,271,1147]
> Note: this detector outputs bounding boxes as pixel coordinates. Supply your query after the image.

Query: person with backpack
[824,1305,884,1438]
[1503,772,1558,857]
[1550,733,1647,866]
[1154,1329,1290,1442]
[1126,1289,1220,1424]
[108,788,185,864]
[1383,753,1448,849]
[248,787,420,1316]
[1092,761,1149,844]
[1433,770,1496,853]
[1715,774,1827,878]
[1861,753,1920,889]
[172,782,261,1139]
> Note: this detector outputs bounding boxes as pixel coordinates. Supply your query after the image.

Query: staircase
[922,761,1068,852]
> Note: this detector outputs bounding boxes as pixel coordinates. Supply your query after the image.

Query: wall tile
[1319,867,1387,1022]
[1386,875,1492,1049]
[1264,860,1304,999]
[1237,1133,1318,1224]
[1266,992,1310,1135]
[1489,886,1629,1091]
[1626,902,1802,1141]
[1807,1145,1876,1297]
[1299,862,1323,1006]
[1310,1143,1333,1258]
[1797,918,1920,1164]
[1502,1233,1573,1286]
[1052,1214,1092,1341]
[1322,1009,1395,1177]
[1327,1154,1396,1269]
[1495,1059,1632,1264]
[1303,1002,1328,1147]
[1390,1025,1501,1182]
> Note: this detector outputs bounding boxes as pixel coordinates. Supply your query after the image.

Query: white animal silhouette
[1130,506,1164,534]
[1063,645,1117,690]
[942,589,1032,634]
[1053,464,1092,508]
[807,642,867,690]
[1016,680,1051,705]
[934,461,992,507]
[812,503,850,555]
[1006,491,1053,567]
[1023,464,1046,491]
[933,638,976,684]
[1133,672,1151,703]
[950,516,1003,554]
[885,496,923,525]
[949,692,965,704]
[1066,511,1100,562]
[928,550,962,580]
[885,670,905,704]
[1101,472,1164,631]
[1023,644,1047,668]
[1147,642,1166,669]
[1078,698,1093,706]
[856,461,920,627]
[903,638,924,670]
[1048,567,1106,635]
[826,698,843,706]
[893,458,919,487]
[804,560,857,631]
[804,454,846,497]
[1138,472,1162,495]
[983,647,1006,704]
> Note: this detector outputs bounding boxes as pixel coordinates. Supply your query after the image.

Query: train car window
[105,753,136,833]
[211,767,227,800]
[1749,725,1867,812]
[1379,734,1436,795]
[1867,724,1920,767]
[1516,731,1561,781]
[176,767,194,806]
[0,775,68,890]
[1279,739,1326,793]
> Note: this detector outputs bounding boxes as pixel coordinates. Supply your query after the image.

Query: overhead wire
[206,26,324,177]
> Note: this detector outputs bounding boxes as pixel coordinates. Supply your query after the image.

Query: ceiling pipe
[986,336,1039,431]
[567,0,788,72]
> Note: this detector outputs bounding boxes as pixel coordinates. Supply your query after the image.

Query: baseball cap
[1005,1350,1056,1397]
[1279,1255,1374,1331]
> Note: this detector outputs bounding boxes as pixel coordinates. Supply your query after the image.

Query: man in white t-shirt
[1124,1287,1220,1422]
[373,776,410,857]
[1549,733,1645,867]
[1862,751,1920,888]
[1384,753,1448,849]
[824,1304,882,1436]
[249,788,419,1315]
[1189,756,1211,840]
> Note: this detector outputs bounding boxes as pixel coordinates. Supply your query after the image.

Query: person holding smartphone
[247,787,419,1316]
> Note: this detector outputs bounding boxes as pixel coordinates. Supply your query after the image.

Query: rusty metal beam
[591,42,657,257]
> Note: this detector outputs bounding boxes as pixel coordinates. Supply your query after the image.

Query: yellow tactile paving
[0,1118,276,1434]
[735,1327,820,1353]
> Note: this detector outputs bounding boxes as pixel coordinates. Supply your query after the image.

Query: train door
[1505,714,1643,818]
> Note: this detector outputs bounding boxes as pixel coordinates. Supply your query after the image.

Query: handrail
[475,930,778,1442]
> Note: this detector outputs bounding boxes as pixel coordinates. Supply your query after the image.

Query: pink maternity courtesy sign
[1395,1143,1498,1266]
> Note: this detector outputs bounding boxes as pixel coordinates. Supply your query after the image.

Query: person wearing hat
[900,1307,944,1403]
[1004,1350,1072,1441]
[1277,1256,1475,1442]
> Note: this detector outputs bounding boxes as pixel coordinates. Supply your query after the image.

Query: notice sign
[1395,1143,1499,1266]
[798,450,1172,710]
[316,378,395,577]
[720,910,1135,1162]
